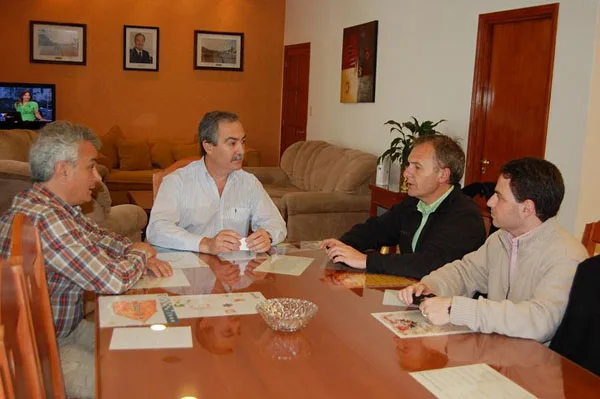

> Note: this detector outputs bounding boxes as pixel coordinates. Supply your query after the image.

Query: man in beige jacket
[399,158,587,344]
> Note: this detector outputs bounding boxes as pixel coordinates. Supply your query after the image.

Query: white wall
[285,0,600,235]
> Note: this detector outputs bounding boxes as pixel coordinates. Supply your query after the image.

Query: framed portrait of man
[124,25,159,71]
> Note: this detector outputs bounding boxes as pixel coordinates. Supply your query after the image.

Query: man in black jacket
[321,135,486,279]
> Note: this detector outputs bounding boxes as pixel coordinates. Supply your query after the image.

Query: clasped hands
[320,238,367,269]
[200,229,271,255]
[398,283,452,325]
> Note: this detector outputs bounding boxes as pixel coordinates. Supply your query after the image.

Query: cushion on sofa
[104,169,157,184]
[117,139,152,171]
[172,143,201,161]
[280,141,376,193]
[150,141,175,169]
[99,125,124,168]
[0,130,36,162]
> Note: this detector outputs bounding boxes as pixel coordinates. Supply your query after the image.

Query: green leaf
[384,120,403,130]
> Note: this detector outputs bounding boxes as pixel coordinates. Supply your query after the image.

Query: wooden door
[465,4,559,183]
[280,43,310,157]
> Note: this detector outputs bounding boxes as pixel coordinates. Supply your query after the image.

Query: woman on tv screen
[15,90,47,121]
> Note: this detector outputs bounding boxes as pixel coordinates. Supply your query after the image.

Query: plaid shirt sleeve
[82,215,133,257]
[40,207,147,295]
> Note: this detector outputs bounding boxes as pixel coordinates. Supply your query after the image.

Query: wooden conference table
[96,249,600,398]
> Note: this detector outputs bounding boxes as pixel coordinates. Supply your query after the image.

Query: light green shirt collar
[416,185,454,216]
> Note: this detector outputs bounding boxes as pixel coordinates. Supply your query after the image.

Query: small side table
[368,184,408,217]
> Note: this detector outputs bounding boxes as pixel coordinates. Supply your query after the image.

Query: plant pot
[376,158,390,186]
[388,160,409,193]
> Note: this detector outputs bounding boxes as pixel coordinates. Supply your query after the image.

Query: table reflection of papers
[410,363,536,399]
[156,251,208,269]
[218,250,259,262]
[254,254,314,276]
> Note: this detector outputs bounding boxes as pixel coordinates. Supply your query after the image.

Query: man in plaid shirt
[0,121,172,398]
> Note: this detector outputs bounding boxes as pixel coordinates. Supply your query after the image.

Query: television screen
[0,82,56,122]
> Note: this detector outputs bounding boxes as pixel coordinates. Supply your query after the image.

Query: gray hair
[29,121,101,183]
[198,111,240,156]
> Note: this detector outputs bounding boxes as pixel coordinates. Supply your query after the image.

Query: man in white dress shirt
[147,111,286,253]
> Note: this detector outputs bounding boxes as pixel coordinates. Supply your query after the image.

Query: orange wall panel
[0,0,285,166]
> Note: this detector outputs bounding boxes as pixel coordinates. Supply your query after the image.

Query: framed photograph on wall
[194,30,244,71]
[340,20,378,103]
[124,25,159,71]
[30,21,87,65]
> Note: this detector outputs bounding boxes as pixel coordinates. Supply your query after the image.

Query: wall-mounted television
[0,82,56,122]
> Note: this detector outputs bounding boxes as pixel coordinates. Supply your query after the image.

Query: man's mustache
[232,154,244,161]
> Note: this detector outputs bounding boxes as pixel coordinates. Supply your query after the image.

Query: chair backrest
[0,325,15,399]
[1,259,45,398]
[462,181,498,237]
[152,156,202,199]
[581,221,600,256]
[7,213,65,398]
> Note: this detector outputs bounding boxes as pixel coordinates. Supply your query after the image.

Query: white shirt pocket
[223,207,251,235]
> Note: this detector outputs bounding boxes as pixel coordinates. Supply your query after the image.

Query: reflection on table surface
[96,248,600,399]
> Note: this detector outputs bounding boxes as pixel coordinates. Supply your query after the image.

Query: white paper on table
[98,294,168,328]
[109,326,193,350]
[382,289,417,307]
[133,268,190,289]
[218,250,256,262]
[410,363,536,399]
[171,292,266,318]
[299,240,322,250]
[156,251,208,269]
[253,254,314,276]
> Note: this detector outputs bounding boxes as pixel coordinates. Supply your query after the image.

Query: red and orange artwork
[340,20,378,103]
[112,300,158,323]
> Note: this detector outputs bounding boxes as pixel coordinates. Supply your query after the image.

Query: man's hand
[199,230,242,254]
[131,242,157,258]
[246,229,271,253]
[420,296,452,325]
[398,282,433,305]
[144,257,173,278]
[321,238,367,269]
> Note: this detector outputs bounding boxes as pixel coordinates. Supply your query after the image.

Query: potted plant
[377,116,446,190]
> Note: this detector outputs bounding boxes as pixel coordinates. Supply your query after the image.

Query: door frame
[464,3,559,183]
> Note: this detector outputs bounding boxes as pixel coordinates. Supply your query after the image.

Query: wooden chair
[1,258,45,398]
[6,213,65,398]
[152,156,202,199]
[582,220,600,256]
[0,325,16,399]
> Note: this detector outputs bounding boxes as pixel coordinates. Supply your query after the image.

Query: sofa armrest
[282,191,370,216]
[0,160,30,178]
[244,167,291,186]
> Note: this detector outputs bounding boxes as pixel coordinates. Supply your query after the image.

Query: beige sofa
[0,129,147,241]
[245,141,377,242]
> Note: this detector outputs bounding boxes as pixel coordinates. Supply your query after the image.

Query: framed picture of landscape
[194,30,244,71]
[30,21,87,65]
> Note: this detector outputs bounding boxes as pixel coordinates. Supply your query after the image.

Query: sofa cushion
[280,141,376,193]
[150,141,175,169]
[0,129,36,162]
[172,143,201,161]
[99,125,124,168]
[262,184,303,199]
[117,139,153,171]
[104,169,158,185]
